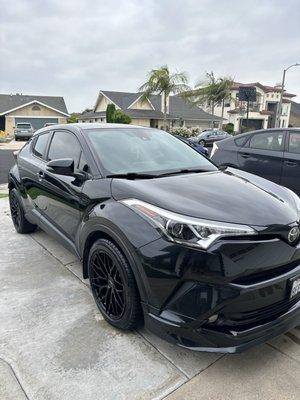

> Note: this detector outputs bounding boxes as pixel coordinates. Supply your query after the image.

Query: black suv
[8,124,300,353]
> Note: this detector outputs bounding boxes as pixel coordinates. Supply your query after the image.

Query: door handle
[284,160,297,167]
[37,171,45,180]
[241,153,250,159]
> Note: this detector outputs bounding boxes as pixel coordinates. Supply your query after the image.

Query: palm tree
[184,72,233,128]
[139,66,190,130]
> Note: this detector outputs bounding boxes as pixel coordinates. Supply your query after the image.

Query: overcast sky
[1,0,300,112]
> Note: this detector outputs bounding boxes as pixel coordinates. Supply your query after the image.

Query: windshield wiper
[106,172,158,180]
[157,168,212,177]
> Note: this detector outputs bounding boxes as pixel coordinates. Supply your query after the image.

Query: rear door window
[288,131,300,154]
[249,131,284,151]
[32,133,50,159]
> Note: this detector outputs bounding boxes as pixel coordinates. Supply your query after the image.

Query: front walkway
[0,198,299,400]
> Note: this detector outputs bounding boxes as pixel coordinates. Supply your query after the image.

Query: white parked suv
[14,123,34,141]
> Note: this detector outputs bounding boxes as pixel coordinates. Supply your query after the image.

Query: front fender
[77,200,161,303]
[8,164,22,191]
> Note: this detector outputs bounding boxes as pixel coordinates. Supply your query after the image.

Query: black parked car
[8,124,300,353]
[190,130,231,146]
[211,128,300,195]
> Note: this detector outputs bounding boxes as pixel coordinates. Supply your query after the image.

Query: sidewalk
[0,197,299,400]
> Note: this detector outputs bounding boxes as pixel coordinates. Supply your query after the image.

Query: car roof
[33,122,146,136]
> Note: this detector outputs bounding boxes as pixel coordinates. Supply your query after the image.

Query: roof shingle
[0,94,69,115]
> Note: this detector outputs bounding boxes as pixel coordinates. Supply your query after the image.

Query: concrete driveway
[0,197,299,400]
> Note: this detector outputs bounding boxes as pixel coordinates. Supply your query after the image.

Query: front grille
[221,296,300,330]
[233,261,299,285]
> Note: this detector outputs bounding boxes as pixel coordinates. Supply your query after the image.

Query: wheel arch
[82,226,148,303]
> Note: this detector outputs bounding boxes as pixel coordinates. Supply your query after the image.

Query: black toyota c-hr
[8,123,300,353]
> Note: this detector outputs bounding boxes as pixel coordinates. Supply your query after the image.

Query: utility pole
[275,63,300,128]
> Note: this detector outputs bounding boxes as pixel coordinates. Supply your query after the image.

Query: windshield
[17,123,31,129]
[85,128,216,176]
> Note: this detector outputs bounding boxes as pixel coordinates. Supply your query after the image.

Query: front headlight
[120,199,256,249]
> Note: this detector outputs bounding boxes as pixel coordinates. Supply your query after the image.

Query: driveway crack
[0,357,30,400]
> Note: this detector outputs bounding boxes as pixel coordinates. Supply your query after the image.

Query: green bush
[106,104,131,124]
[223,123,234,134]
[67,113,78,123]
[112,110,132,124]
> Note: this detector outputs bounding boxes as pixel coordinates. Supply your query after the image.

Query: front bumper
[138,236,300,352]
[15,131,33,138]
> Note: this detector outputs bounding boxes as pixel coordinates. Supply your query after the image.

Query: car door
[37,129,87,240]
[281,130,300,195]
[18,131,52,219]
[237,130,285,184]
[206,132,215,144]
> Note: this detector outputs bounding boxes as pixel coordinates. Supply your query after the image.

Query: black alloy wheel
[10,190,21,230]
[9,188,37,233]
[88,239,142,330]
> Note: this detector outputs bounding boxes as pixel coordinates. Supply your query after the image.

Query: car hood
[111,168,298,226]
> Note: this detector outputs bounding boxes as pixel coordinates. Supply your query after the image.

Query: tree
[106,104,116,123]
[184,72,233,128]
[67,113,78,123]
[139,65,190,130]
[112,110,132,124]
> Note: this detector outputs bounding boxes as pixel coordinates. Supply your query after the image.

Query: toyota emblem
[288,227,300,244]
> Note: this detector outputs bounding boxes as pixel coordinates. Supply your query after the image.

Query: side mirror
[46,158,75,176]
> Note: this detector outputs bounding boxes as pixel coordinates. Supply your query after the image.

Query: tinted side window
[78,151,89,172]
[288,132,300,154]
[249,131,284,151]
[48,131,81,166]
[33,133,50,159]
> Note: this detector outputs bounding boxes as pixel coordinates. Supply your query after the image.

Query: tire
[88,238,142,330]
[199,140,205,146]
[9,188,37,234]
[15,136,18,141]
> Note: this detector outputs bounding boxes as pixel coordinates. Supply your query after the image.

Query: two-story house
[78,90,222,131]
[210,82,296,132]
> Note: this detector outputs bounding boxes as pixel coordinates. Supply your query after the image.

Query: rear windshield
[85,128,217,175]
[16,123,31,129]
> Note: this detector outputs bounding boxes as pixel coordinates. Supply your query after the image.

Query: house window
[32,105,41,111]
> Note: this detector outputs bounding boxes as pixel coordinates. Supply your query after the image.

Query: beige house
[78,90,222,130]
[0,94,69,136]
[208,82,296,132]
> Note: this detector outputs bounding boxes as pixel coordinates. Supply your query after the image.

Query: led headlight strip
[120,199,256,249]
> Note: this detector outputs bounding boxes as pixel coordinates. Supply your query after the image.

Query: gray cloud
[1,0,299,111]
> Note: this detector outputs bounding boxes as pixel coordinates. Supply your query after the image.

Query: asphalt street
[0,150,14,184]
